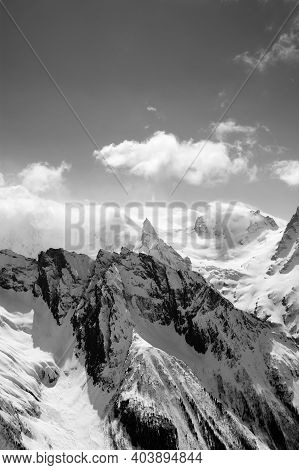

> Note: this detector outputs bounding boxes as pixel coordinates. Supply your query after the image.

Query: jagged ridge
[0,223,299,449]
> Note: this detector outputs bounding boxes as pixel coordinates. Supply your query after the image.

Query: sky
[1,0,299,223]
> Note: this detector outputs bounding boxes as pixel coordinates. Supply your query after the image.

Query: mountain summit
[140,218,159,249]
[0,225,299,449]
[194,207,299,342]
[138,218,192,271]
[272,207,299,264]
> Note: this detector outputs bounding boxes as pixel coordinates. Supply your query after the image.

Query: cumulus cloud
[94,131,257,186]
[19,161,71,194]
[0,182,277,261]
[234,14,299,71]
[0,185,66,257]
[271,160,299,186]
[214,119,257,141]
[0,167,135,257]
[0,186,118,258]
[0,161,72,256]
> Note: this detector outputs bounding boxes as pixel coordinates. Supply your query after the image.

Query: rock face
[270,207,299,274]
[0,250,37,292]
[138,219,192,271]
[35,249,94,324]
[194,216,211,238]
[0,223,299,450]
[272,208,299,261]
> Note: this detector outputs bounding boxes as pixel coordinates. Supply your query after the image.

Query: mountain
[137,218,192,271]
[0,199,284,260]
[192,208,299,343]
[0,186,66,259]
[272,208,299,260]
[0,221,299,450]
[271,207,299,273]
[193,208,278,248]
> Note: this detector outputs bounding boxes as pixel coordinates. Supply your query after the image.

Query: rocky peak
[141,218,159,249]
[194,216,210,238]
[288,206,299,231]
[248,210,278,233]
[237,210,279,246]
[272,207,299,261]
[139,219,191,271]
[265,216,279,229]
[1,242,299,449]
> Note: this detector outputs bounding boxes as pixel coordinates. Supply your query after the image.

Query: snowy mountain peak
[143,217,158,235]
[141,218,159,249]
[1,242,299,449]
[248,210,278,231]
[272,207,299,262]
[138,219,191,271]
[236,210,279,246]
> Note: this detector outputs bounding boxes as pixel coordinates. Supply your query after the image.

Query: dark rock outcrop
[0,239,299,450]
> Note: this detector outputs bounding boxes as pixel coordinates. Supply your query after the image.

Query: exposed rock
[0,250,37,292]
[272,207,299,262]
[36,248,94,323]
[138,219,192,271]
[0,224,298,449]
[194,216,211,238]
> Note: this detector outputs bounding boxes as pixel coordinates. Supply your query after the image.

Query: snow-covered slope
[188,208,299,342]
[0,287,109,450]
[0,236,299,450]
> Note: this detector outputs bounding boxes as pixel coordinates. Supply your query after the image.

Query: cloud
[0,172,5,187]
[271,160,299,186]
[214,119,257,141]
[0,160,72,256]
[0,182,279,261]
[259,143,288,155]
[146,106,157,112]
[234,14,299,71]
[0,185,119,258]
[0,185,66,257]
[94,131,257,186]
[18,161,71,194]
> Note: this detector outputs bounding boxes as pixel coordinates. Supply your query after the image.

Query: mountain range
[0,205,298,449]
